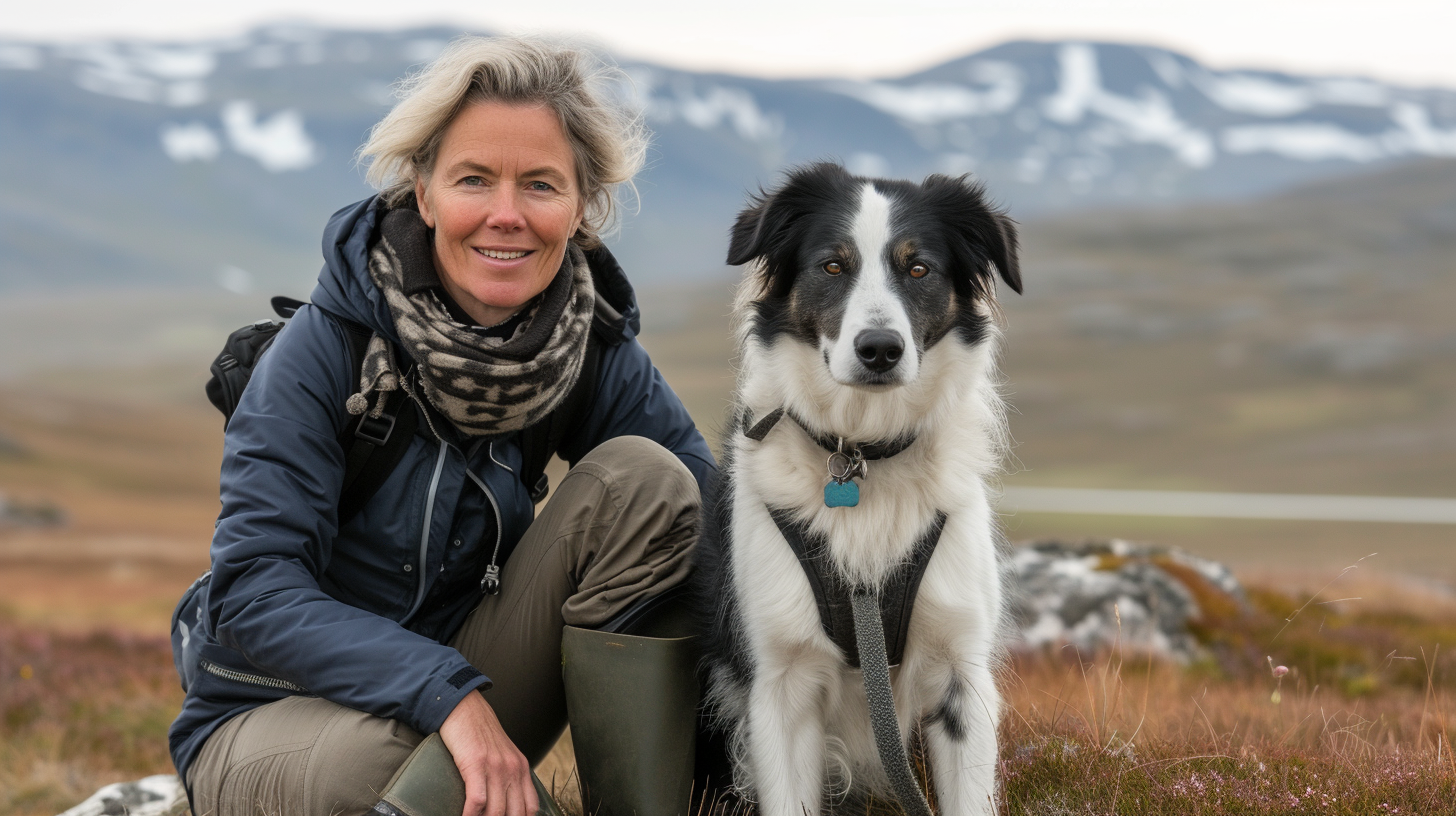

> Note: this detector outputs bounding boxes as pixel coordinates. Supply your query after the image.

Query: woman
[168,36,715,816]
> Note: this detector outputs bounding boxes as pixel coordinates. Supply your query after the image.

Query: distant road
[1000,487,1456,524]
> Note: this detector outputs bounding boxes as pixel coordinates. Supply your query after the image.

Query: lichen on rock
[1007,539,1249,663]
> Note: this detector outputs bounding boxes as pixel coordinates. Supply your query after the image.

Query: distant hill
[3,25,1456,293]
[997,157,1456,501]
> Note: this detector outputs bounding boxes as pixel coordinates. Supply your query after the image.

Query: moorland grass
[0,623,182,815]
[3,577,1453,816]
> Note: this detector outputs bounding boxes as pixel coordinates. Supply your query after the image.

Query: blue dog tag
[824,480,860,508]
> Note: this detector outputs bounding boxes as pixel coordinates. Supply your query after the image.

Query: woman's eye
[528,181,556,192]
[824,262,842,275]
[910,263,929,278]
[461,176,485,186]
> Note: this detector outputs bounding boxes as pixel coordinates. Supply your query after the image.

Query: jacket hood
[310,196,642,345]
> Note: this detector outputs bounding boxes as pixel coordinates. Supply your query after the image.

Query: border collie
[697,163,1022,816]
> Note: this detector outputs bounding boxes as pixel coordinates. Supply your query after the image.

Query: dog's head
[727,162,1021,389]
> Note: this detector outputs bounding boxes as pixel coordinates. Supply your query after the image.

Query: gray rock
[0,492,67,528]
[0,430,25,458]
[1008,539,1248,663]
[56,775,186,816]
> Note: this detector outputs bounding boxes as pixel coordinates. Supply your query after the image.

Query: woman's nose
[484,189,527,231]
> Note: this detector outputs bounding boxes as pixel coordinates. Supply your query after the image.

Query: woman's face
[416,101,584,326]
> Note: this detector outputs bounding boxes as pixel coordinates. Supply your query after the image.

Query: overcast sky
[5,0,1456,87]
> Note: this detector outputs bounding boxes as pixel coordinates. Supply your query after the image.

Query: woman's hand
[439,690,539,816]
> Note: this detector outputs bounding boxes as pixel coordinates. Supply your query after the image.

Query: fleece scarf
[347,208,595,437]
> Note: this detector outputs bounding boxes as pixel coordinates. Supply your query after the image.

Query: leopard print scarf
[348,209,595,438]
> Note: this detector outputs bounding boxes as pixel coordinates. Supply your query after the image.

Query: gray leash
[850,590,934,816]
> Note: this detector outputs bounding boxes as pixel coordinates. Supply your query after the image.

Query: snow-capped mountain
[3,26,1454,292]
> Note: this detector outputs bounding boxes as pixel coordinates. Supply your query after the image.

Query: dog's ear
[926,174,1023,297]
[726,192,786,267]
[726,164,852,293]
[987,211,1022,295]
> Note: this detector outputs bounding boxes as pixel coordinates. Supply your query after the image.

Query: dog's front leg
[746,665,827,816]
[925,661,1001,816]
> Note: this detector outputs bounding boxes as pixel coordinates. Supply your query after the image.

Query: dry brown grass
[5,566,1454,816]
[0,622,183,815]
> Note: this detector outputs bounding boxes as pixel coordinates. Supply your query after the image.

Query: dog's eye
[910,263,929,278]
[824,262,842,275]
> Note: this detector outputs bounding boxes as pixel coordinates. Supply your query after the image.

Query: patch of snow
[1222,123,1385,162]
[1145,51,1184,88]
[217,265,254,294]
[67,43,159,103]
[165,80,206,107]
[1192,72,1313,117]
[1385,102,1456,156]
[160,122,221,162]
[132,46,215,80]
[671,84,781,143]
[1043,44,1214,168]
[623,72,791,144]
[1312,79,1390,107]
[0,43,43,70]
[75,66,159,103]
[846,152,891,177]
[402,39,448,64]
[221,101,318,172]
[830,60,1021,125]
[1194,71,1392,115]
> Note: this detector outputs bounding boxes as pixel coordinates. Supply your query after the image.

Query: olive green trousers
[186,436,699,816]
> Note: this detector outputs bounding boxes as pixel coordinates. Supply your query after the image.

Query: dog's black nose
[854,330,904,373]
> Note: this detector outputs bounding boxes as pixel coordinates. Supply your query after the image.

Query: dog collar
[742,408,918,460]
[743,408,918,508]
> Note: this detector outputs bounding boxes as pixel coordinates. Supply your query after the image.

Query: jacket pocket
[191,642,313,706]
[170,570,211,692]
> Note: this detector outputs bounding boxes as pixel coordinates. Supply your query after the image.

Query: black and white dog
[697,163,1022,816]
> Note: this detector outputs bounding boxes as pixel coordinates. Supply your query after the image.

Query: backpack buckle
[355,412,397,446]
[529,473,550,505]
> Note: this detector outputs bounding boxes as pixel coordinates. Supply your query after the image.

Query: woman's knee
[189,696,420,816]
[573,436,698,512]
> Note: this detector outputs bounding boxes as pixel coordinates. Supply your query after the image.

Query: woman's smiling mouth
[476,248,532,260]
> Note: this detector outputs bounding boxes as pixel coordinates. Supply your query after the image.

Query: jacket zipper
[398,372,506,607]
[200,659,307,692]
[465,467,504,595]
[400,440,449,625]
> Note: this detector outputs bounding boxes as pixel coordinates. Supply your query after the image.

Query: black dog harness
[745,407,942,816]
[767,509,946,668]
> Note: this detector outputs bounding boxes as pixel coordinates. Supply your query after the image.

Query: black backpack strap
[327,315,419,528]
[271,295,307,319]
[518,331,602,504]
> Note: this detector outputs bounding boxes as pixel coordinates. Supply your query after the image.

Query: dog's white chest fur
[699,166,1020,816]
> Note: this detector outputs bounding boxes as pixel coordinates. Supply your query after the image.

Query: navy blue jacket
[169,197,715,780]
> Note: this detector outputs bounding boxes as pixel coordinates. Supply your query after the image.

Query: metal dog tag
[824,444,865,508]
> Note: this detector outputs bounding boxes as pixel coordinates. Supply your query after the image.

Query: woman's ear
[415,177,435,228]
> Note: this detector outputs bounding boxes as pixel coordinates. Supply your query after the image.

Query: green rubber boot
[372,732,565,816]
[561,605,699,816]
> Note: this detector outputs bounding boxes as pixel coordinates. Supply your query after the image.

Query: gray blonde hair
[360,36,647,247]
